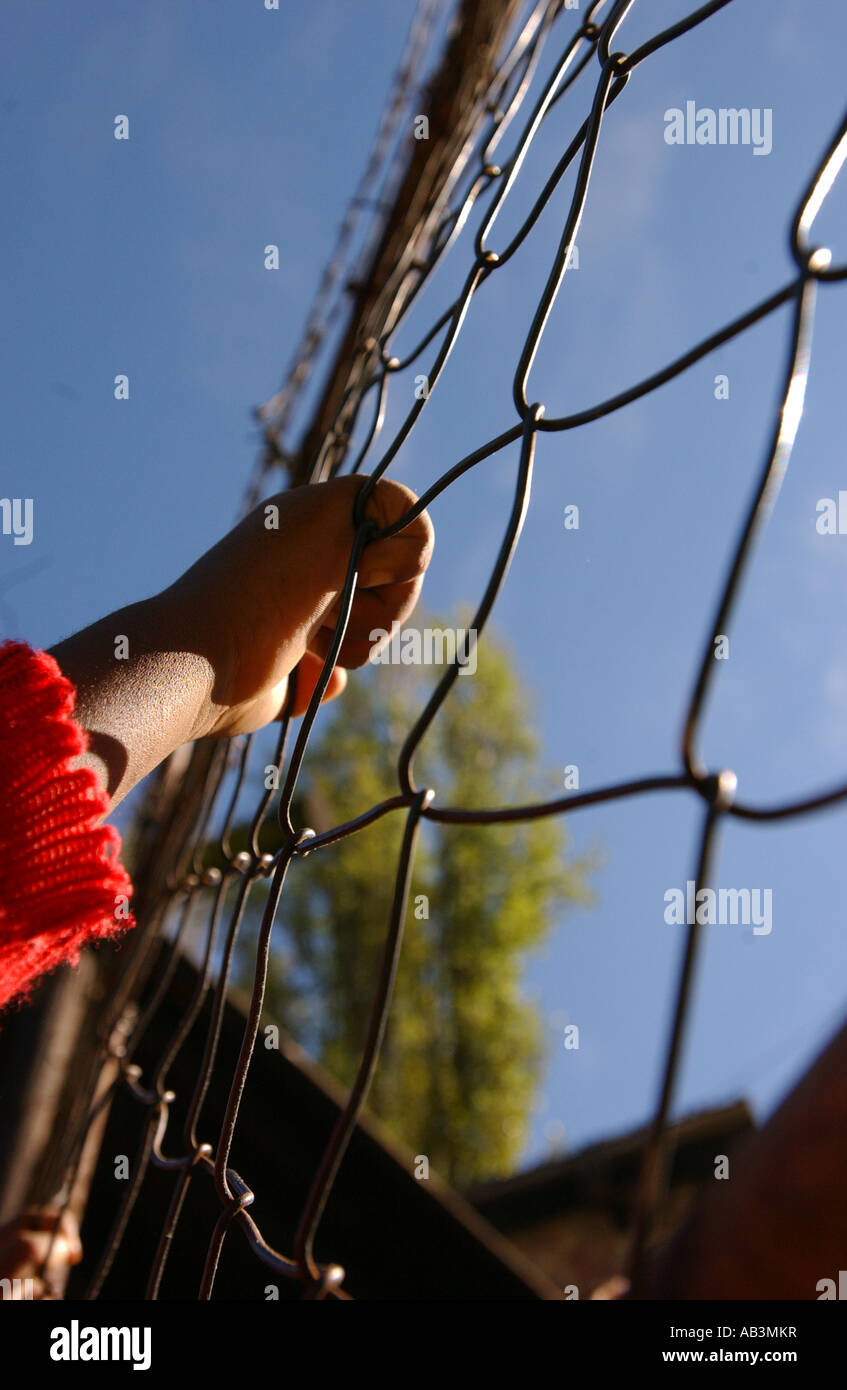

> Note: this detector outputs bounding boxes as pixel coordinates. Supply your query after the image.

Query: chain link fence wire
[34,0,847,1299]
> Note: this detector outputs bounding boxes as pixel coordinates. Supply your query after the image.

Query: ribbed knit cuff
[0,639,135,1011]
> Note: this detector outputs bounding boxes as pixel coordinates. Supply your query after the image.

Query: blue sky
[3,0,847,1172]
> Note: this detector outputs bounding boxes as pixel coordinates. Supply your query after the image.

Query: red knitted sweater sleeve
[0,639,135,1011]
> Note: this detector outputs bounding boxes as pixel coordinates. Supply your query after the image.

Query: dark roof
[464,1100,755,1232]
[70,951,559,1300]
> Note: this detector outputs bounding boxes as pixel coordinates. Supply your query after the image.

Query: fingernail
[361,570,394,588]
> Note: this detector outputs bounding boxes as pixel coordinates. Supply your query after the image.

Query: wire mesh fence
[33,0,847,1299]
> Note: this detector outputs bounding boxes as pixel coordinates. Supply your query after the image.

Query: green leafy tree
[229,615,593,1184]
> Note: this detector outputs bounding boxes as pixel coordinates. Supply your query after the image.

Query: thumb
[288,652,347,718]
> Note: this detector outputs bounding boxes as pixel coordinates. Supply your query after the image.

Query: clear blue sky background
[3,0,847,1172]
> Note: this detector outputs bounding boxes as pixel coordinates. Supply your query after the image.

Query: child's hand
[163,474,434,738]
[51,474,433,808]
[0,1209,82,1299]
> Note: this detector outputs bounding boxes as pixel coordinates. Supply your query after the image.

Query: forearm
[42,478,431,810]
[47,592,218,809]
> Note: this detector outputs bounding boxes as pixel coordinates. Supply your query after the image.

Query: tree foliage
[229,615,593,1184]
